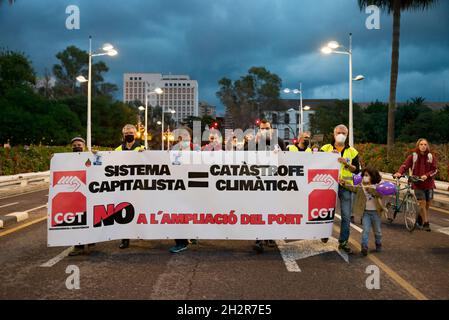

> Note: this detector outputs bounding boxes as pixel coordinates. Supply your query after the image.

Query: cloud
[0,0,448,115]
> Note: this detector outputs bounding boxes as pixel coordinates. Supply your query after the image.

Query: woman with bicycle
[393,138,438,232]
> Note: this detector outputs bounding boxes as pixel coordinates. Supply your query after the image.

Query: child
[343,166,386,256]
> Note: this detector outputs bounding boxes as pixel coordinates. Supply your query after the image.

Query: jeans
[338,186,353,242]
[361,210,382,248]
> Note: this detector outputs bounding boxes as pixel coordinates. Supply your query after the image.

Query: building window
[285,113,290,124]
[272,113,278,124]
[284,128,290,140]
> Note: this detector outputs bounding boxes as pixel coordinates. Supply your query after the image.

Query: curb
[0,212,29,228]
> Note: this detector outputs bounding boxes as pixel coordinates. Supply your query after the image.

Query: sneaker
[189,239,198,245]
[266,240,276,247]
[361,246,368,256]
[253,241,264,254]
[169,244,188,253]
[375,243,382,252]
[423,223,431,232]
[119,239,129,249]
[338,241,353,254]
[321,238,329,243]
[69,246,85,256]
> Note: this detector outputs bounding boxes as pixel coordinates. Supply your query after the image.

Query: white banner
[47,151,341,247]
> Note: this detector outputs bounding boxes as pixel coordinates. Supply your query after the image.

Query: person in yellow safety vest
[115,124,145,152]
[320,124,361,254]
[287,131,313,153]
[115,124,144,249]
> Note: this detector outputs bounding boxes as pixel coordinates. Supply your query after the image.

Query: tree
[217,67,282,129]
[0,50,36,94]
[0,0,15,5]
[52,46,113,97]
[358,0,439,155]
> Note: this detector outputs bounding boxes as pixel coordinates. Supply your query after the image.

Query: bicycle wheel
[385,202,395,223]
[402,194,418,232]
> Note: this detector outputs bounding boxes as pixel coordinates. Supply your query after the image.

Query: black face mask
[72,147,83,153]
[124,135,135,143]
[303,139,310,148]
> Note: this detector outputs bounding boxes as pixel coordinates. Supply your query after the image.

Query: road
[0,188,448,300]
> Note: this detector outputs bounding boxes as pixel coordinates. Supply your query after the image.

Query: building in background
[198,101,217,118]
[123,73,199,124]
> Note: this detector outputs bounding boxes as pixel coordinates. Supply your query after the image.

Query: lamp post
[284,83,306,134]
[161,107,176,150]
[142,87,163,150]
[321,33,364,146]
[76,36,117,151]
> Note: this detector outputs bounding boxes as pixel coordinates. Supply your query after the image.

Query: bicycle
[385,175,422,232]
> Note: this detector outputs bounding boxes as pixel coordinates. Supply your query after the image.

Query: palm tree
[358,0,439,156]
[0,0,16,5]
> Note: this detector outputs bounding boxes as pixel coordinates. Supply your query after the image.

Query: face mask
[72,147,83,153]
[124,135,135,143]
[303,139,310,148]
[181,141,190,148]
[335,134,347,144]
[362,176,371,184]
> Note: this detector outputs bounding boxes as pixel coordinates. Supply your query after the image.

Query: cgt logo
[93,202,135,228]
[51,171,87,228]
[307,169,339,224]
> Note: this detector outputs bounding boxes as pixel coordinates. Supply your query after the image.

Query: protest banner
[47,151,340,246]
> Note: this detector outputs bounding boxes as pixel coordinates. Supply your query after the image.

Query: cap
[71,137,86,144]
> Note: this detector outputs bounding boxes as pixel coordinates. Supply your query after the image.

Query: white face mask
[362,176,371,184]
[335,134,347,144]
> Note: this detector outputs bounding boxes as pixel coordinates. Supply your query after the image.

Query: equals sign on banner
[188,172,209,188]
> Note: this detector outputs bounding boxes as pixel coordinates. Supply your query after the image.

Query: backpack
[410,152,433,175]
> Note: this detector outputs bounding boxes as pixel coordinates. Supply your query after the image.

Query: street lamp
[284,83,306,134]
[76,36,118,151]
[142,87,163,150]
[161,107,176,150]
[320,33,365,147]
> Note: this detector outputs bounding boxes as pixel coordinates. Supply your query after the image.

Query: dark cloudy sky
[1,0,448,115]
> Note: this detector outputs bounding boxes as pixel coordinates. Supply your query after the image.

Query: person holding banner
[287,131,312,152]
[115,124,145,249]
[170,127,199,253]
[202,129,222,151]
[68,137,96,256]
[251,119,286,253]
[320,124,360,254]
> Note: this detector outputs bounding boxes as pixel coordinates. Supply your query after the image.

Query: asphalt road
[0,188,448,300]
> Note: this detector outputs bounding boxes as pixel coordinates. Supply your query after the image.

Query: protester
[170,127,199,253]
[320,124,361,253]
[249,119,286,253]
[393,138,438,232]
[202,129,222,151]
[68,137,95,256]
[287,131,312,152]
[342,167,386,256]
[115,124,144,249]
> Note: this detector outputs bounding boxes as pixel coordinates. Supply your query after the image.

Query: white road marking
[24,204,47,213]
[335,214,363,233]
[0,202,19,209]
[40,247,74,267]
[277,237,349,273]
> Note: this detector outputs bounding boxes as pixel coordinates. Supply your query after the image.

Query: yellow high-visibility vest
[115,144,145,151]
[321,144,358,185]
[287,145,312,153]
